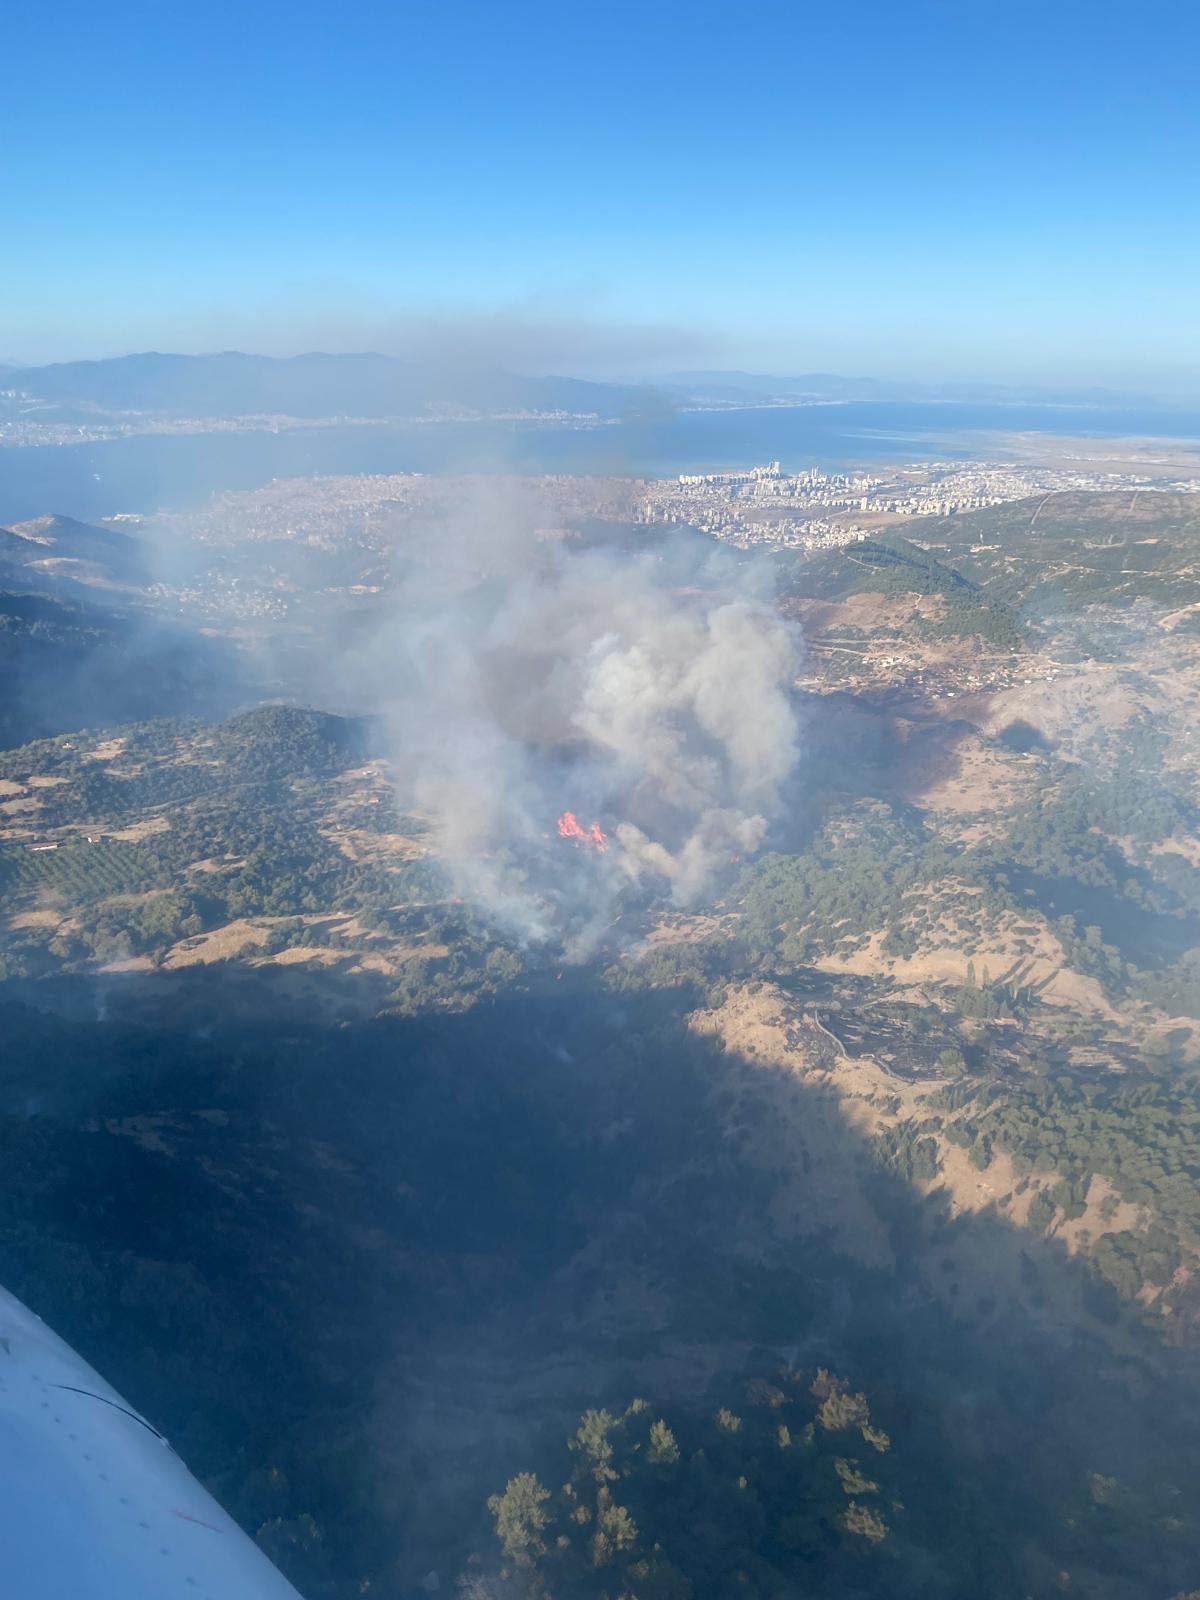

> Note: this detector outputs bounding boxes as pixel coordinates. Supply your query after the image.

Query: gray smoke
[375,482,802,942]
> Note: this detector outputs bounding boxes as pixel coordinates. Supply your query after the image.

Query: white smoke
[371,481,802,941]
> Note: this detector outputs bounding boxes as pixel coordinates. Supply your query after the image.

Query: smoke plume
[375,481,802,942]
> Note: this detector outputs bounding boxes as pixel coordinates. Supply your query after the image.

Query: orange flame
[557,811,608,853]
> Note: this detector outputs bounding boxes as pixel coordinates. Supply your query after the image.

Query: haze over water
[4,399,1200,524]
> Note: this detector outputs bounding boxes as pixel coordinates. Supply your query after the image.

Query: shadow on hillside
[786,687,994,831]
[0,964,1198,1599]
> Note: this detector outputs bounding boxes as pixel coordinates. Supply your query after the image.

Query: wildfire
[557,811,608,853]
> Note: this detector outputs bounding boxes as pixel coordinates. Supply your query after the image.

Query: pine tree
[486,1473,551,1565]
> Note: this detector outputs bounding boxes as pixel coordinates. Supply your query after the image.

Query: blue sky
[3,0,1198,385]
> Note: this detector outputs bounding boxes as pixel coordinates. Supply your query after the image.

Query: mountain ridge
[7,352,1192,421]
[2,350,653,421]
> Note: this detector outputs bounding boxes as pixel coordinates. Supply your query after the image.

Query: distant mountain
[663,369,1178,408]
[8,353,1187,423]
[4,351,651,421]
[663,370,886,402]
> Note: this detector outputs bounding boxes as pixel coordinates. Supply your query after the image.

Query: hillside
[0,512,150,586]
[913,489,1200,611]
[3,682,1200,1327]
[4,487,1200,1596]
[0,588,241,746]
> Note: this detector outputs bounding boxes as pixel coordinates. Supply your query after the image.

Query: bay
[2,399,1199,523]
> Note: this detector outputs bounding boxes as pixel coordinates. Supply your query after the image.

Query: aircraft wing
[0,1285,305,1598]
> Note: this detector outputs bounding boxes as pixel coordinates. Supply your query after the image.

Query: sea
[3,400,1200,525]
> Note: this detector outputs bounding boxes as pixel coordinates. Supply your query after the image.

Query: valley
[5,477,1200,1596]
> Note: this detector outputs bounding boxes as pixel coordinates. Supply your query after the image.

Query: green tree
[842,1502,889,1543]
[648,1419,680,1465]
[937,1047,967,1079]
[811,1371,870,1432]
[834,1458,880,1496]
[592,1488,638,1567]
[487,1473,552,1565]
[570,1409,619,1484]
